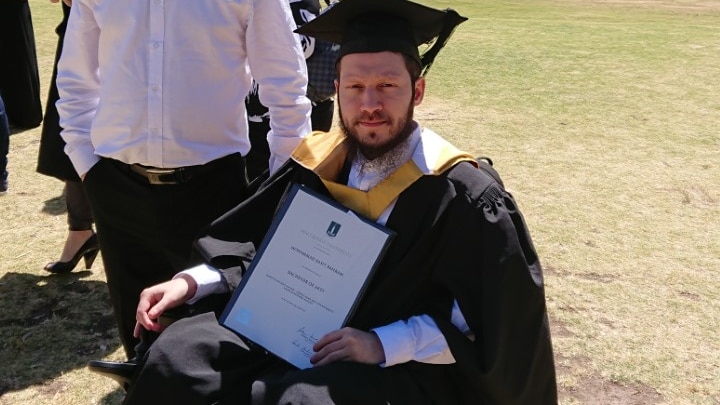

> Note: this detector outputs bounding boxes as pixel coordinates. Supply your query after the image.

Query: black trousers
[124,313,432,405]
[83,155,248,358]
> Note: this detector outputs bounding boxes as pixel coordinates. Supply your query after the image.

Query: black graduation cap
[295,0,468,76]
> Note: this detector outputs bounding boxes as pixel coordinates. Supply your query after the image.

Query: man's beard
[338,99,416,161]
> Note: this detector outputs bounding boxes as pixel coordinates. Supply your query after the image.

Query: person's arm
[310,327,385,366]
[55,0,100,178]
[134,264,229,336]
[433,165,557,403]
[310,300,470,367]
[246,0,312,174]
[134,274,197,336]
[134,166,296,336]
[371,300,470,367]
[174,264,230,305]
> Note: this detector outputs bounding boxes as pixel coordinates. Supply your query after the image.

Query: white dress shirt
[179,125,473,366]
[247,0,316,124]
[57,0,313,177]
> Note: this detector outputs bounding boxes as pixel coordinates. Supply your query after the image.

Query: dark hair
[402,53,422,82]
[336,51,422,83]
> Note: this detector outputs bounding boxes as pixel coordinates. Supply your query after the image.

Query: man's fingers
[136,289,165,329]
[136,307,156,331]
[147,296,169,319]
[311,347,348,367]
[136,279,189,332]
[136,295,152,326]
[311,328,385,366]
[311,329,350,365]
[312,329,341,352]
[136,305,164,333]
[310,338,348,366]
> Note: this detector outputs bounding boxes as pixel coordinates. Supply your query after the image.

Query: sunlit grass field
[1,0,718,403]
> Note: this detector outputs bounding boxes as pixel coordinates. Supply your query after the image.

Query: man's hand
[310,327,385,367]
[50,0,72,6]
[134,274,197,337]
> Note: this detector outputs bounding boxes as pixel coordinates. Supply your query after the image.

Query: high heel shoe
[44,233,100,274]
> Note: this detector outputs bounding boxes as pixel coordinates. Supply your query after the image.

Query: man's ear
[334,79,339,93]
[413,77,426,106]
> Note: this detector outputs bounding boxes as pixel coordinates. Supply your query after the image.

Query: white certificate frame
[219,183,395,369]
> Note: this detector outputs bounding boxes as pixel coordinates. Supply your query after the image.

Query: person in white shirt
[92,0,558,403]
[56,0,313,359]
[244,0,336,180]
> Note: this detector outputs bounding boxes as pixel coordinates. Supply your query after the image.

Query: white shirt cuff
[174,264,228,305]
[267,131,306,174]
[67,142,100,178]
[372,315,456,367]
[372,320,416,367]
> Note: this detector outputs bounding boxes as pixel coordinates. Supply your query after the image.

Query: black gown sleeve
[435,163,557,404]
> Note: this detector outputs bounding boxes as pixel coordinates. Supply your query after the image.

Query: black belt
[122,153,242,185]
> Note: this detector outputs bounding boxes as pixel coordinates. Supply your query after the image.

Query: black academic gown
[194,146,558,404]
[0,0,43,129]
[37,3,77,181]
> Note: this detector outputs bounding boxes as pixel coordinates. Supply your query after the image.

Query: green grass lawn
[1,0,718,403]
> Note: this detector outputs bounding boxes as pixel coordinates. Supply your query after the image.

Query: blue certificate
[220,183,394,369]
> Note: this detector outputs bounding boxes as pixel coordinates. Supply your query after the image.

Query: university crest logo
[326,221,341,237]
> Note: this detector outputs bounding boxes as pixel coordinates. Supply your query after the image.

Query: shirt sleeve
[174,264,229,305]
[55,0,101,177]
[247,0,313,174]
[371,300,470,367]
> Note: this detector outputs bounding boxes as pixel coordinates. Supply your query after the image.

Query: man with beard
[114,0,558,403]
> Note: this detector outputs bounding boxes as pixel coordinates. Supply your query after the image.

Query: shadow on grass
[42,193,67,216]
[100,388,126,404]
[0,270,122,398]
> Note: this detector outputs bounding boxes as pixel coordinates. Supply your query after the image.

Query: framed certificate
[219,183,395,369]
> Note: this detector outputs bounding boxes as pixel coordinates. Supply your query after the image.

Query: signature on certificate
[292,326,321,358]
